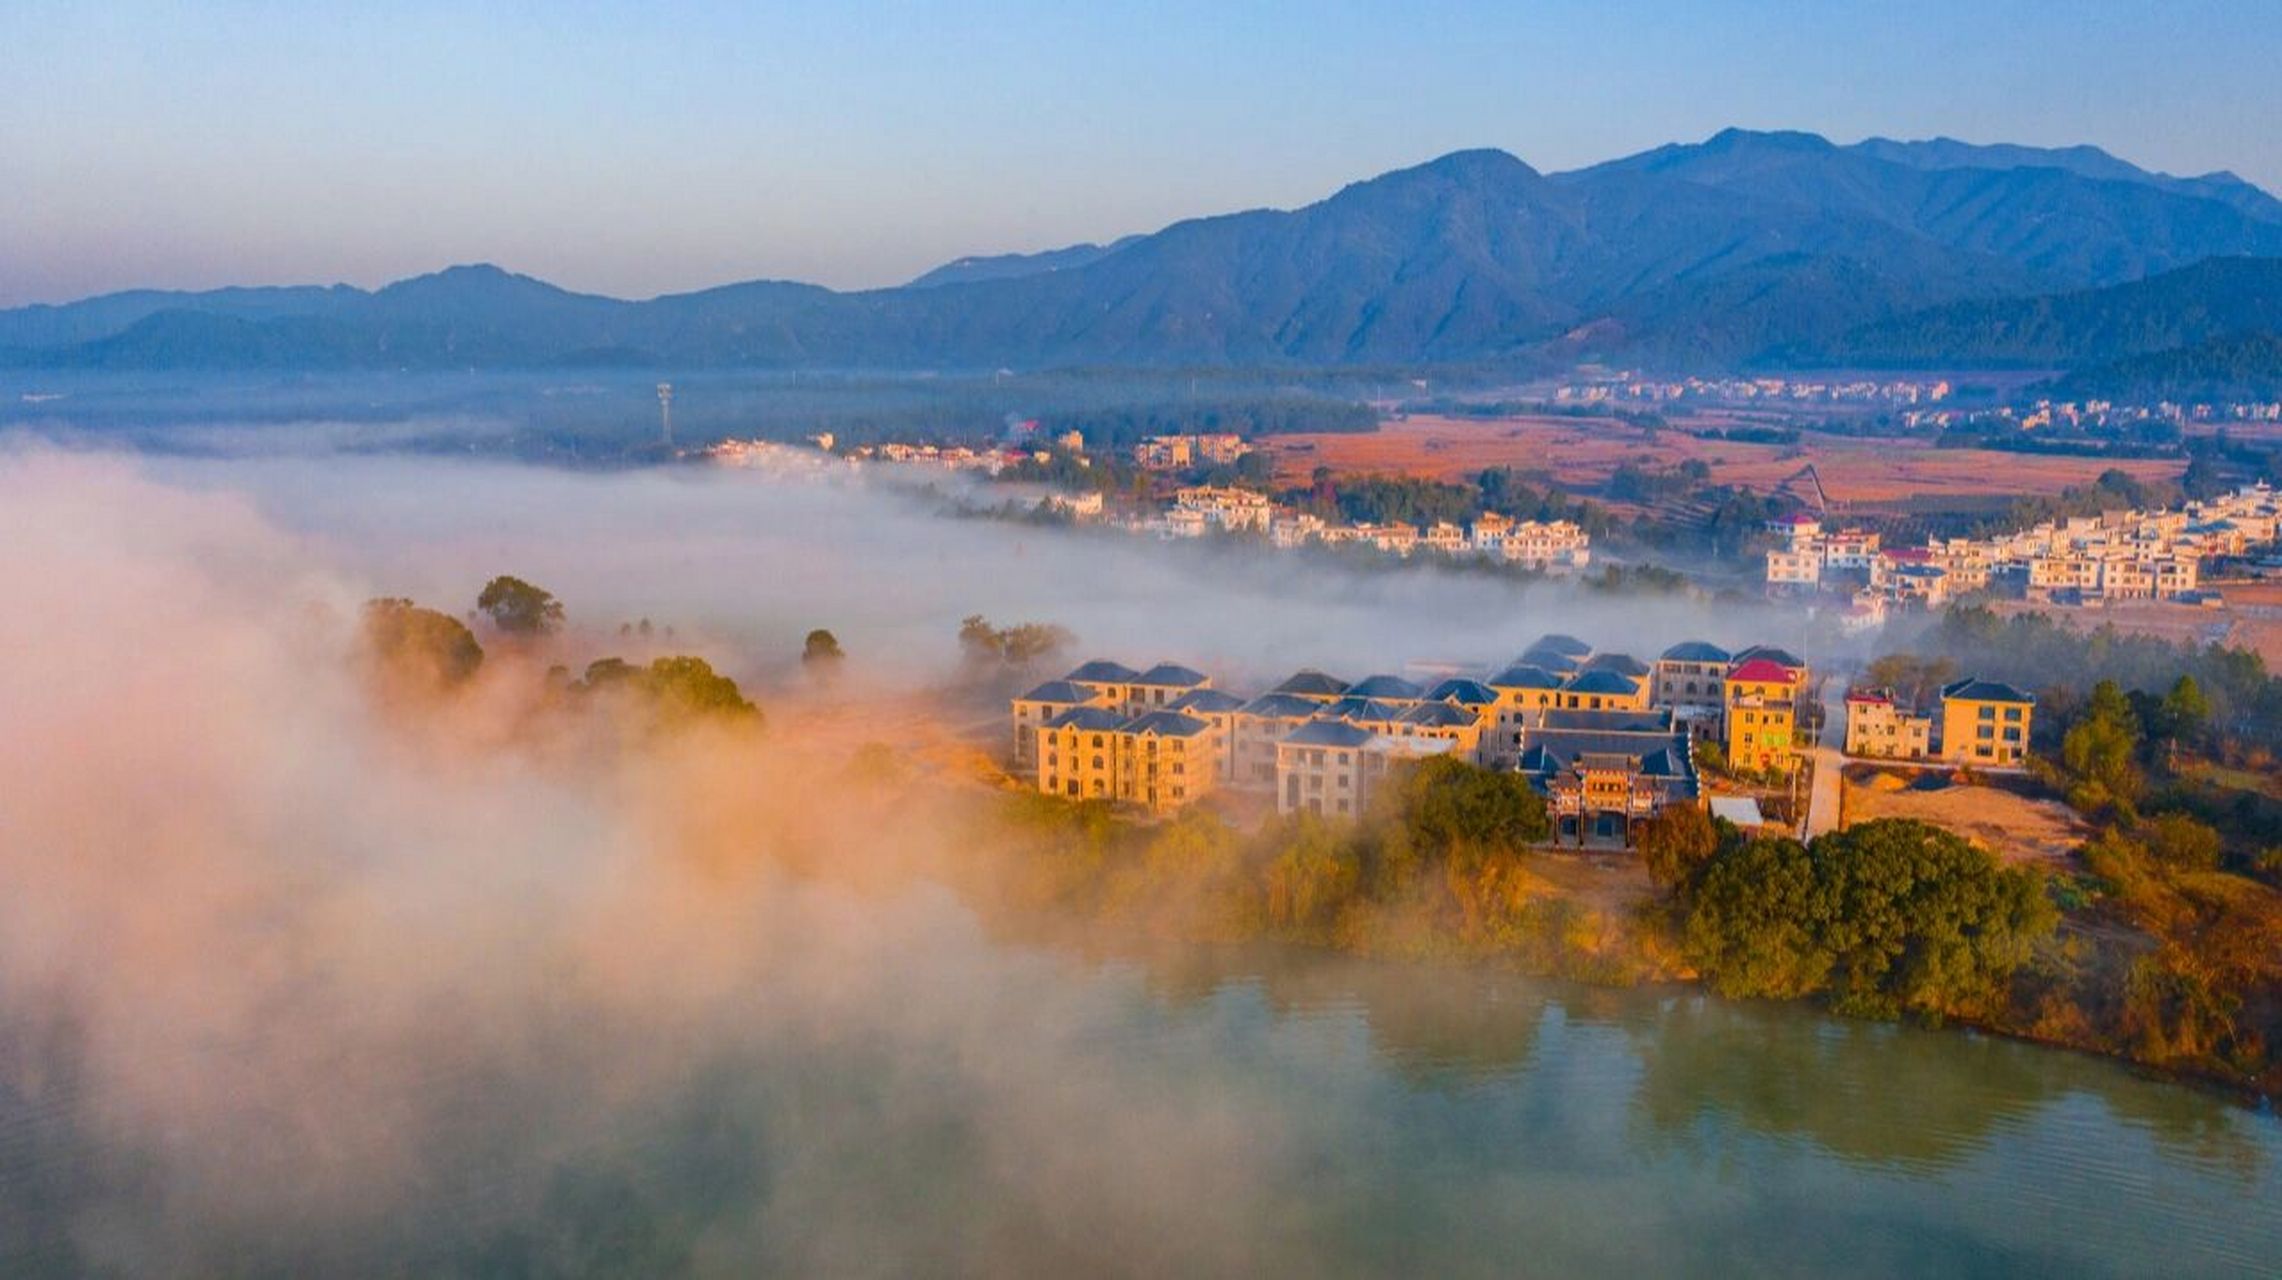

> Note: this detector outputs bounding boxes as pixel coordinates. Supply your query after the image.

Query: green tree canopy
[1684,820,2056,1019]
[1639,803,1723,892]
[360,597,483,693]
[476,575,565,636]
[803,628,846,665]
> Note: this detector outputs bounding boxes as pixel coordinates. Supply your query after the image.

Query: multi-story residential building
[1172,485,1272,533]
[1064,659,1142,710]
[1652,641,1732,711]
[1556,668,1651,712]
[1011,678,1113,768]
[1168,687,1247,781]
[1127,662,1212,712]
[1423,521,1468,555]
[1035,706,1220,811]
[1843,687,1933,760]
[1939,678,2035,766]
[1724,654,1807,775]
[1485,663,1566,764]
[1274,721,1455,818]
[1229,692,1324,790]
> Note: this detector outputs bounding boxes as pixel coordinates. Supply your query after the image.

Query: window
[2004,707,2023,721]
[1979,706,1996,721]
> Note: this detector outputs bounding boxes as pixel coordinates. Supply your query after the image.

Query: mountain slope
[905,237,1143,288]
[1790,256,2282,368]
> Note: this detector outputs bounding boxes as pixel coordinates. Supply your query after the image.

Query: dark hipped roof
[1271,669,1350,698]
[1240,692,1325,719]
[1136,662,1209,688]
[1348,674,1425,700]
[1169,688,1246,714]
[1580,652,1651,677]
[1320,696,1408,723]
[1539,707,1675,735]
[1489,664,1566,690]
[1281,719,1377,748]
[1424,677,1498,706]
[1529,633,1593,657]
[1044,706,1127,732]
[1124,710,1211,738]
[1017,679,1093,704]
[1399,702,1478,728]
[1065,659,1140,683]
[1563,669,1644,696]
[1518,647,1582,674]
[1941,677,2035,705]
[1660,640,1732,663]
[1731,645,1804,671]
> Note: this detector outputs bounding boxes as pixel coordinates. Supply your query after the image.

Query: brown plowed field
[1265,414,2184,510]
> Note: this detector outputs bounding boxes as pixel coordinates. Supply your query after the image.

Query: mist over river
[0,450,2275,1276]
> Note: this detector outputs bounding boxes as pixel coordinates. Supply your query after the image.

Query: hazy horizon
[6,0,2282,308]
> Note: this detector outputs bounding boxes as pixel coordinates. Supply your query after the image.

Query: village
[1008,634,2036,850]
[1765,482,2282,622]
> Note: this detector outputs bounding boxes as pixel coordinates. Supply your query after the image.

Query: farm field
[1263,414,2185,511]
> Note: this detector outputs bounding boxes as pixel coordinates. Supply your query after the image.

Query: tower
[656,382,674,447]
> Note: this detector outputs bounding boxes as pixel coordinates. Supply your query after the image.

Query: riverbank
[945,782,2280,1106]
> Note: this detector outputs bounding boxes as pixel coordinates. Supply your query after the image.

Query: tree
[1639,803,1721,892]
[576,655,762,729]
[2139,812,2222,872]
[360,598,483,694]
[2158,674,2211,748]
[1379,755,1551,861]
[802,628,846,668]
[2062,679,2143,816]
[1684,836,1834,1000]
[476,575,565,636]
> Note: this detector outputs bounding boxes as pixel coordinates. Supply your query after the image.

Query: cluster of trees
[355,574,764,732]
[1643,811,2057,1021]
[1902,605,2279,749]
[1273,466,1617,539]
[958,615,1075,675]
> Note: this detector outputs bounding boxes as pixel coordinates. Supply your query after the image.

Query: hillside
[7,130,2281,373]
[2046,331,2282,402]
[1788,257,2282,369]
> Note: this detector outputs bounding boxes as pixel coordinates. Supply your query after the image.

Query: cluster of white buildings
[1556,376,1952,407]
[1767,483,2280,612]
[1142,486,1592,570]
[1133,433,1252,470]
[1904,399,2282,432]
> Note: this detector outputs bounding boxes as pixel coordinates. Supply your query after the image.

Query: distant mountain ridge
[7,129,2279,374]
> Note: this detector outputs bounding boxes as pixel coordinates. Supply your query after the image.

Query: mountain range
[6,129,2280,378]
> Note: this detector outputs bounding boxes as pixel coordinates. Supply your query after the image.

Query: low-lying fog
[5,445,2267,1277]
[140,451,1818,691]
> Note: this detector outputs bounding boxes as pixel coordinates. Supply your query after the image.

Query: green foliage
[959,615,1076,672]
[1683,819,2057,1020]
[802,628,845,666]
[360,597,483,690]
[1375,755,1552,862]
[577,655,761,729]
[2062,679,2144,817]
[1638,804,1722,892]
[476,575,565,636]
[2138,812,2223,873]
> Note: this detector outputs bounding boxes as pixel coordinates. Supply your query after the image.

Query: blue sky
[4,0,2279,306]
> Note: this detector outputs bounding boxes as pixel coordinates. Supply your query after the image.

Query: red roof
[1782,513,1820,525]
[1845,688,1893,705]
[1728,658,1800,684]
[1883,547,1932,563]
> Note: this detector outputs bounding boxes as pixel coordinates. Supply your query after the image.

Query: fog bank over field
[141,452,1816,690]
